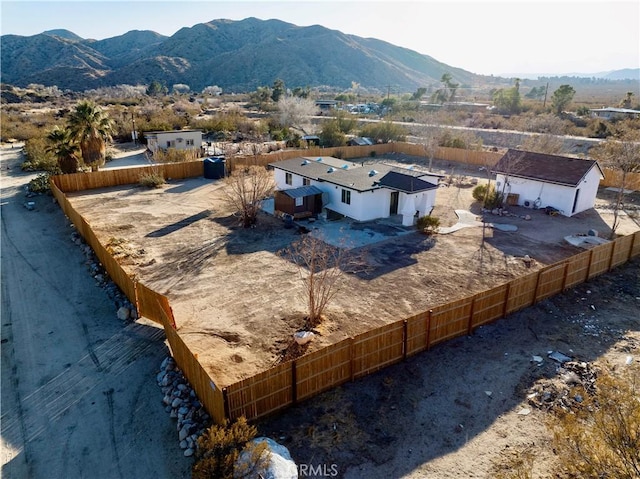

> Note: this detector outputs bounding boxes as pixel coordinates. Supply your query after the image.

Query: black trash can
[204,157,226,179]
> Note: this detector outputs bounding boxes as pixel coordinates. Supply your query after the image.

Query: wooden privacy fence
[51,176,227,423]
[49,146,639,426]
[222,231,640,422]
[51,161,204,192]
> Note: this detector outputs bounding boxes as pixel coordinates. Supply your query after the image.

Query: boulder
[234,437,297,479]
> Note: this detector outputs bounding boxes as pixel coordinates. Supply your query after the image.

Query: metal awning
[280,185,323,199]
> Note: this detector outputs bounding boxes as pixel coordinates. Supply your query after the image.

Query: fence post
[291,361,297,405]
[425,310,432,351]
[561,260,570,291]
[402,320,408,360]
[467,295,476,335]
[607,239,616,271]
[533,268,543,304]
[222,388,230,421]
[502,282,511,318]
[586,248,595,280]
[349,337,355,381]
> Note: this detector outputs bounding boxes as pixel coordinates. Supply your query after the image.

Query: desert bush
[416,215,440,235]
[28,173,52,193]
[192,417,265,479]
[472,184,503,209]
[551,363,640,478]
[360,121,407,143]
[152,148,199,163]
[490,449,534,479]
[22,137,60,173]
[138,169,166,188]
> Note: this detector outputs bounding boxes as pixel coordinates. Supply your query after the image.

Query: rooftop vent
[327,167,336,173]
[316,157,323,162]
[341,164,349,169]
[368,169,379,177]
[301,159,309,165]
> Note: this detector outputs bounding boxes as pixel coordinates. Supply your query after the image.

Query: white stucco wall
[273,168,438,222]
[496,167,600,217]
[273,169,310,190]
[146,130,202,153]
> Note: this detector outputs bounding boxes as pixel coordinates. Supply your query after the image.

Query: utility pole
[542,82,549,109]
[387,84,391,100]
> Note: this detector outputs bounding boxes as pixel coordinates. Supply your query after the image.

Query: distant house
[492,149,604,217]
[144,129,203,153]
[315,100,340,113]
[301,135,321,147]
[589,107,640,120]
[270,156,441,226]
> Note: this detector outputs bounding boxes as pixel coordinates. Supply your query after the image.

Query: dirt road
[0,146,190,479]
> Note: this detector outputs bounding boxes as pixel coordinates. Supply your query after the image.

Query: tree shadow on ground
[146,210,213,237]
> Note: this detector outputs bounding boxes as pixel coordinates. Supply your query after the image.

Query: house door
[390,191,399,215]
[572,189,580,214]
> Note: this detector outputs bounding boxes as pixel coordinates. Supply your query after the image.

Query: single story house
[144,129,203,153]
[270,156,441,226]
[589,107,640,120]
[492,149,604,217]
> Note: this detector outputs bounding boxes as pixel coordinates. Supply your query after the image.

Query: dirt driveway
[64,154,638,389]
[0,146,191,479]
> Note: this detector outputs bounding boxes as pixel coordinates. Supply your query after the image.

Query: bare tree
[222,166,274,228]
[590,129,640,238]
[283,236,363,328]
[421,127,440,172]
[276,96,317,135]
[520,133,567,155]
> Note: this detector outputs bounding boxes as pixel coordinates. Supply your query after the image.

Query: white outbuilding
[492,149,604,217]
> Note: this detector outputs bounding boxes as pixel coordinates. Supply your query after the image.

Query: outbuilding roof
[279,185,323,198]
[492,149,604,187]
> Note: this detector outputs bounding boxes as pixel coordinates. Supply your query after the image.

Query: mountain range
[1,17,488,93]
[1,18,637,94]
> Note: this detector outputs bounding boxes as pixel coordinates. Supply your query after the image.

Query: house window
[341,189,351,205]
[295,197,304,207]
[166,140,175,148]
[186,139,194,146]
[303,178,310,186]
[285,172,292,185]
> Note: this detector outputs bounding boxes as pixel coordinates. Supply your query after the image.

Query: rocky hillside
[1,17,484,92]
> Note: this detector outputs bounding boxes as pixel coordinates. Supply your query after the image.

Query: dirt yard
[65,153,639,389]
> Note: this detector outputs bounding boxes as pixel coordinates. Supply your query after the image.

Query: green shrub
[22,137,60,173]
[138,170,165,188]
[28,173,52,193]
[192,417,263,479]
[472,184,503,209]
[416,215,440,235]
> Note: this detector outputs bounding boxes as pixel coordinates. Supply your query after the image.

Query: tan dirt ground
[65,153,640,391]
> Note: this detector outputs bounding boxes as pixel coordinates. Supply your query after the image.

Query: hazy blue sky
[1,1,638,76]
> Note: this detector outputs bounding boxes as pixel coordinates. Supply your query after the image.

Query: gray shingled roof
[270,157,438,193]
[492,149,603,187]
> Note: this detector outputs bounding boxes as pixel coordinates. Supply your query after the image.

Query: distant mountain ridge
[501,69,640,81]
[1,17,486,92]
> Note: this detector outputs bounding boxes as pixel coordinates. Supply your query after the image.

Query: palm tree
[67,101,114,171]
[46,126,80,174]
